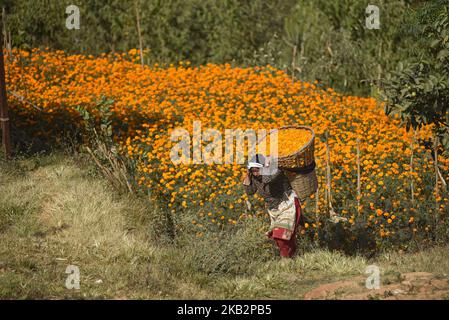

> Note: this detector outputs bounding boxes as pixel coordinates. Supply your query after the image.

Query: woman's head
[247,154,265,176]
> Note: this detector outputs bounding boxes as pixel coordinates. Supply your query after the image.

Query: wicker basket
[258,125,318,202]
[257,125,316,168]
[284,169,318,203]
[277,125,315,169]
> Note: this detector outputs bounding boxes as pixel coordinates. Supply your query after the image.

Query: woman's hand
[242,172,251,186]
[265,230,273,238]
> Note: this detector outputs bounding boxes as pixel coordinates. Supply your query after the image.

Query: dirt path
[304,272,449,300]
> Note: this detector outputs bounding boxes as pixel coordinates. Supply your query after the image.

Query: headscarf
[247,153,266,169]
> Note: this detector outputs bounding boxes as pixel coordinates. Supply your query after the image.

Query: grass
[1,152,449,299]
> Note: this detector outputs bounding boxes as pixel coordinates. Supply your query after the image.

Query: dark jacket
[244,169,292,210]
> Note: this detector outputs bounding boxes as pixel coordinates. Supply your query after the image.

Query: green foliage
[5,0,295,63]
[382,1,449,147]
[3,0,422,95]
[6,0,135,53]
[76,99,139,195]
[282,0,420,95]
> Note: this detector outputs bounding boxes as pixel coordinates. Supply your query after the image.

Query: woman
[242,154,302,258]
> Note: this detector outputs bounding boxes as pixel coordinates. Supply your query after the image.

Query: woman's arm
[242,172,257,195]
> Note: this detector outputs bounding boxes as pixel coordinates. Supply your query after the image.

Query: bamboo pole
[434,135,439,210]
[134,0,144,68]
[291,44,297,83]
[437,164,447,190]
[410,129,416,205]
[356,137,361,214]
[314,186,320,244]
[1,7,6,55]
[8,90,43,111]
[1,7,10,58]
[324,131,347,223]
[325,131,333,213]
[0,12,10,158]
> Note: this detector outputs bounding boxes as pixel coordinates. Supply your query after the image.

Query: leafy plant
[382,1,449,148]
[76,98,137,194]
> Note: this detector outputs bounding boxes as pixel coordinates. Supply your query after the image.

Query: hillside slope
[1,153,449,299]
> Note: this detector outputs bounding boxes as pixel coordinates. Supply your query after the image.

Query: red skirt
[268,197,302,258]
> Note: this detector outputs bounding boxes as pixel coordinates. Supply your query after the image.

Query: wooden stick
[1,7,6,55]
[325,131,333,213]
[0,13,11,158]
[356,137,361,214]
[8,90,43,112]
[1,7,10,58]
[434,135,439,208]
[315,186,320,243]
[437,165,447,190]
[245,199,252,212]
[291,44,297,83]
[7,29,10,57]
[423,137,447,190]
[134,0,144,68]
[410,129,416,205]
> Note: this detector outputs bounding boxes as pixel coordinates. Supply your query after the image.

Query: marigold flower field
[6,49,449,250]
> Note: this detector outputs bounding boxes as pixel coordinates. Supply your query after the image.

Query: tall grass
[2,152,449,299]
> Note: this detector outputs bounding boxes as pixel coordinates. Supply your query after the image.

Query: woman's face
[250,167,261,176]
